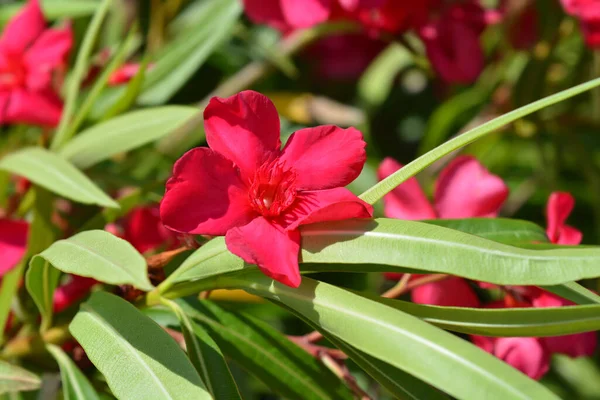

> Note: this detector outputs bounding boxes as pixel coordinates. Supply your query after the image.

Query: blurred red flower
[546,191,582,245]
[561,0,600,48]
[378,155,508,306]
[160,90,372,287]
[0,0,72,127]
[0,219,28,277]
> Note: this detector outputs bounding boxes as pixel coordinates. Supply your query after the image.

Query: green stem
[50,0,113,151]
[359,76,600,205]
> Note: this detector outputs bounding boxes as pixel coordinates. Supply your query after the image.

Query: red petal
[124,206,176,253]
[204,91,281,181]
[493,337,550,380]
[226,217,301,287]
[377,157,436,220]
[471,335,495,353]
[0,0,45,53]
[556,224,583,245]
[53,275,96,313]
[242,0,289,31]
[411,277,480,308]
[24,25,73,90]
[4,89,62,127]
[280,125,366,190]
[160,148,256,235]
[546,192,579,244]
[435,156,508,218]
[0,219,29,276]
[280,0,331,28]
[542,332,596,358]
[280,187,373,230]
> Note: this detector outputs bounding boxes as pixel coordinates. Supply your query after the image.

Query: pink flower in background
[378,156,509,220]
[242,0,383,31]
[410,275,480,307]
[561,0,600,47]
[378,155,508,306]
[53,276,97,313]
[546,191,582,245]
[473,335,551,380]
[0,219,29,276]
[160,90,372,287]
[532,292,596,358]
[418,2,495,84]
[108,63,153,86]
[305,34,386,80]
[106,205,178,254]
[0,0,72,127]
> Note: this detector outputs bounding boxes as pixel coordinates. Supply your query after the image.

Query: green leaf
[0,148,118,208]
[24,187,60,332]
[51,0,113,150]
[139,0,241,105]
[162,219,600,294]
[66,25,140,138]
[46,344,100,400]
[540,281,600,305]
[361,76,600,204]
[102,57,149,120]
[70,292,209,400]
[221,272,557,400]
[59,107,197,169]
[282,308,448,400]
[0,1,100,25]
[0,361,40,395]
[423,218,549,245]
[179,300,354,400]
[25,259,60,333]
[162,300,242,400]
[369,295,600,337]
[32,230,152,291]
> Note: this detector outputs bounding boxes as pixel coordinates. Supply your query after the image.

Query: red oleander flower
[242,0,384,31]
[379,155,508,307]
[107,62,154,86]
[546,191,583,245]
[0,218,28,276]
[0,0,72,127]
[418,2,497,84]
[378,155,509,220]
[561,0,600,48]
[53,275,97,313]
[105,205,178,254]
[160,90,373,287]
[532,291,596,357]
[472,335,551,380]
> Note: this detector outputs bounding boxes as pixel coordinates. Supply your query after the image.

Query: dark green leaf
[70,292,209,400]
[179,300,354,400]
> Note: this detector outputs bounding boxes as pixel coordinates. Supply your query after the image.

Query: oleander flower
[160,90,373,287]
[0,218,29,276]
[561,0,600,48]
[0,0,72,126]
[379,155,508,306]
[546,191,583,245]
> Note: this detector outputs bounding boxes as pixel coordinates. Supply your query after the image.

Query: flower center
[248,158,297,217]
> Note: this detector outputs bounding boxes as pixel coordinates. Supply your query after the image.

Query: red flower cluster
[379,156,593,379]
[243,0,499,83]
[561,0,600,48]
[0,0,72,127]
[160,90,373,287]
